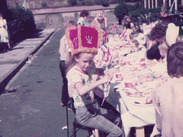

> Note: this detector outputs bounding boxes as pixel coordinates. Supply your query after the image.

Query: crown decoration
[85,35,93,44]
[66,25,102,55]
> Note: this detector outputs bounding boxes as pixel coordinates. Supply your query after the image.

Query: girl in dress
[0,13,11,51]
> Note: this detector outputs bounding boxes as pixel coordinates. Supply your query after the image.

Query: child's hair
[66,53,79,74]
[146,44,161,61]
[167,42,183,77]
[64,20,77,29]
[149,23,167,41]
[87,16,95,25]
[80,10,89,17]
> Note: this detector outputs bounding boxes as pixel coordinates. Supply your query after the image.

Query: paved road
[0,29,55,93]
[0,29,89,137]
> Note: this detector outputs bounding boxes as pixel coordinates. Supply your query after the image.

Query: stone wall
[31,4,118,29]
[7,0,68,9]
[6,0,118,29]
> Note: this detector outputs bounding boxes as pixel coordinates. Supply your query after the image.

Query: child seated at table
[66,25,124,137]
[150,42,183,137]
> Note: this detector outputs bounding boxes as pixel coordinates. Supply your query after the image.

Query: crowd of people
[59,9,183,137]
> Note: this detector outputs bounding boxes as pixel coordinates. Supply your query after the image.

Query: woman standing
[0,13,11,51]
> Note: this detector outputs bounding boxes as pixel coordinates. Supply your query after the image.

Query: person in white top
[59,20,76,106]
[0,13,11,51]
[150,42,183,137]
[92,11,108,43]
[93,12,108,32]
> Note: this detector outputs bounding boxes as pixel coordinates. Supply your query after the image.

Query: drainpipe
[175,0,177,13]
[144,0,147,8]
[155,0,157,8]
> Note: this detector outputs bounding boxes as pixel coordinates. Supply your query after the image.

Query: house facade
[142,0,183,12]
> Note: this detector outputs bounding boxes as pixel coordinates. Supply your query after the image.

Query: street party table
[95,34,169,137]
[109,60,168,137]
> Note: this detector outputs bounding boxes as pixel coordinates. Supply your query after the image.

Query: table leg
[136,127,145,137]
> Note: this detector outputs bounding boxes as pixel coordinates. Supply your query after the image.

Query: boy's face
[83,16,87,20]
[75,53,95,73]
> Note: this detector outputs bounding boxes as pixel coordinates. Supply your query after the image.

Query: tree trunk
[118,17,122,25]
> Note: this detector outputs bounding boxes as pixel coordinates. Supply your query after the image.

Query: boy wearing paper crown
[66,25,124,137]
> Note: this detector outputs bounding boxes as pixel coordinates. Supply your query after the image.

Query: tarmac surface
[0,28,92,137]
[0,28,153,137]
[0,29,56,93]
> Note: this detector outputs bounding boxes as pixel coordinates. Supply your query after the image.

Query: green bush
[41,2,48,8]
[114,3,128,24]
[118,0,126,3]
[148,8,161,21]
[77,0,85,5]
[101,0,110,7]
[129,8,149,18]
[68,0,77,6]
[7,4,36,43]
[114,2,160,25]
[122,2,160,24]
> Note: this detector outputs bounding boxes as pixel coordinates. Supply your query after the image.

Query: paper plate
[133,101,153,107]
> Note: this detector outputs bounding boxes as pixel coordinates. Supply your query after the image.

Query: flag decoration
[103,30,109,43]
[119,29,127,40]
[110,24,118,34]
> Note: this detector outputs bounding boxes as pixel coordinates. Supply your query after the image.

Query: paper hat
[66,25,102,55]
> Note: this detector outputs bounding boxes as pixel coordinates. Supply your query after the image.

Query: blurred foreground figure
[151,42,183,137]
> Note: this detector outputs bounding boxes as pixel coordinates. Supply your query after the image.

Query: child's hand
[100,74,111,84]
[104,67,119,79]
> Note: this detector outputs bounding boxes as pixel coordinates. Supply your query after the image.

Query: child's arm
[75,74,111,96]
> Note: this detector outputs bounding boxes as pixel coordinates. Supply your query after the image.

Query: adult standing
[0,13,11,51]
[93,12,108,44]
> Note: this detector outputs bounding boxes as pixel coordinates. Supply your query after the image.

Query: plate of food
[124,88,144,97]
[133,96,153,107]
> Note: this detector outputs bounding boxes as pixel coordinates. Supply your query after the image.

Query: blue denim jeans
[75,102,124,137]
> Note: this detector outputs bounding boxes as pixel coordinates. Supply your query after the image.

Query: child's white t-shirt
[67,65,95,108]
[77,17,88,26]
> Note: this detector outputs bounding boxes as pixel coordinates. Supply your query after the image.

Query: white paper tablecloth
[109,84,155,137]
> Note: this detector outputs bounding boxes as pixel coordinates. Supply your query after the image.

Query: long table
[108,82,155,137]
[112,88,155,136]
[95,35,168,137]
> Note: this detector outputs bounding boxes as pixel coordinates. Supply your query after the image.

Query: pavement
[0,28,56,93]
